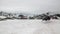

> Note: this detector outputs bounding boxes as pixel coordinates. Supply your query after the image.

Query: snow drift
[0,19,60,34]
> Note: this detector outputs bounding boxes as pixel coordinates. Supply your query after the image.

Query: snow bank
[0,16,6,19]
[0,19,60,34]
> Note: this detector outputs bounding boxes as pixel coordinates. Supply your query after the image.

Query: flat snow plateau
[0,19,60,34]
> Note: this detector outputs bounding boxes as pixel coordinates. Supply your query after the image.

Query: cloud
[0,0,60,14]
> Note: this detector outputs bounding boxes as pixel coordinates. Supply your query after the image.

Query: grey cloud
[0,0,60,14]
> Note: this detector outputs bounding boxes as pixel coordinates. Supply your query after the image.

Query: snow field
[0,19,60,34]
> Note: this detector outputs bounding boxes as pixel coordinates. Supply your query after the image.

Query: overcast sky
[0,0,60,14]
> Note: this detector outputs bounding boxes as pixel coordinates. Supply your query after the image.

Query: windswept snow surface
[0,19,60,34]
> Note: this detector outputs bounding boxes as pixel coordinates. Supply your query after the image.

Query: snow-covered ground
[0,19,60,34]
[0,16,6,19]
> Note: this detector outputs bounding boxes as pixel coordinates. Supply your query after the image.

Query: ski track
[0,19,60,34]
